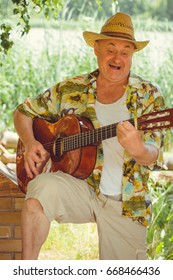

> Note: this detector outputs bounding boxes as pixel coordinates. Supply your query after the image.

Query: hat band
[101,32,135,42]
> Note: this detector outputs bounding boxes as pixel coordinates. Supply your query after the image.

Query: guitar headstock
[138,108,173,131]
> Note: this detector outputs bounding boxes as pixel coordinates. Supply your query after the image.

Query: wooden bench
[0,162,25,260]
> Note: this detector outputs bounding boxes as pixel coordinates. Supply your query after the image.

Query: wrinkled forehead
[96,39,135,50]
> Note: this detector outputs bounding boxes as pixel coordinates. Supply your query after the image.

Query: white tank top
[95,93,130,195]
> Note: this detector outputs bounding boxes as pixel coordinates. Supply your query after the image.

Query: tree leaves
[0,24,14,54]
[0,0,64,55]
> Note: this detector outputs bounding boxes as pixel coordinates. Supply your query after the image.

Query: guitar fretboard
[56,120,135,154]
[64,123,117,151]
[53,107,173,156]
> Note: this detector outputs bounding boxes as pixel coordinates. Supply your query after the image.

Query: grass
[39,223,99,260]
[147,171,173,260]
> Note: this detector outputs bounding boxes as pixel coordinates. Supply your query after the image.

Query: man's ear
[94,41,99,56]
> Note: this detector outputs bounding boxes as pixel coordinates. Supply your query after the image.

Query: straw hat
[83,12,149,52]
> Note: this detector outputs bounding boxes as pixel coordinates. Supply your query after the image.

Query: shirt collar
[128,71,144,89]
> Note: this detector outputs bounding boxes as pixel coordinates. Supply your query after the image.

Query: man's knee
[22,198,43,214]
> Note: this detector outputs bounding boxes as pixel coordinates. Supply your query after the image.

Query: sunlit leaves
[0,24,14,54]
[0,0,64,55]
[32,0,64,19]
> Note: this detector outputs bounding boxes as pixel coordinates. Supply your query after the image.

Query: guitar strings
[40,115,169,153]
[35,108,171,153]
[42,115,164,152]
[41,119,135,153]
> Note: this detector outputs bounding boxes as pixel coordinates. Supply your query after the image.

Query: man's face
[94,39,135,84]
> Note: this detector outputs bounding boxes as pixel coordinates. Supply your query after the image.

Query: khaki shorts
[26,171,147,260]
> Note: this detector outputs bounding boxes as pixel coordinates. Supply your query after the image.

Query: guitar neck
[54,107,173,154]
[63,121,133,152]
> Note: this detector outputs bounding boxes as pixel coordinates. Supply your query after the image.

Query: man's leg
[92,193,147,260]
[21,172,95,260]
[21,198,50,260]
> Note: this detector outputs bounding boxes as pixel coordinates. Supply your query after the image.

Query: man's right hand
[13,110,50,179]
[24,139,50,179]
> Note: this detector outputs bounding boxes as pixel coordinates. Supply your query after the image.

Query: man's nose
[112,52,121,62]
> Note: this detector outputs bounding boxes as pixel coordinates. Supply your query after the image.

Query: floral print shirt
[17,69,165,226]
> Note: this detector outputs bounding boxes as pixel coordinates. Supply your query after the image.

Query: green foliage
[31,0,64,18]
[147,172,173,260]
[12,0,31,36]
[0,0,65,54]
[39,223,98,260]
[0,23,14,55]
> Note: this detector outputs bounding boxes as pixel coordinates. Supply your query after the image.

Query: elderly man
[13,12,165,260]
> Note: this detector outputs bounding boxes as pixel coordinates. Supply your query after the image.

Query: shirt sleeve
[17,83,61,122]
[142,93,166,170]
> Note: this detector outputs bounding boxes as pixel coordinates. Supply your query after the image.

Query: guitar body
[16,115,97,193]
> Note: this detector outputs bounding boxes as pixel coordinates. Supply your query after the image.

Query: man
[13,12,165,260]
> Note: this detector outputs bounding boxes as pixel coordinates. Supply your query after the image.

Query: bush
[147,172,173,260]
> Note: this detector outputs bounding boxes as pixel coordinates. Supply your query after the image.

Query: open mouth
[109,64,121,70]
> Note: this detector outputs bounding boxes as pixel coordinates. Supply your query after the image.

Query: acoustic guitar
[16,108,173,194]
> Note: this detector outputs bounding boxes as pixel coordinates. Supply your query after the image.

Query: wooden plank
[0,162,25,197]
[0,161,17,184]
[0,173,24,197]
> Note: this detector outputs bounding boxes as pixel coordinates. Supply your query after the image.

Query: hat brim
[83,31,149,52]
